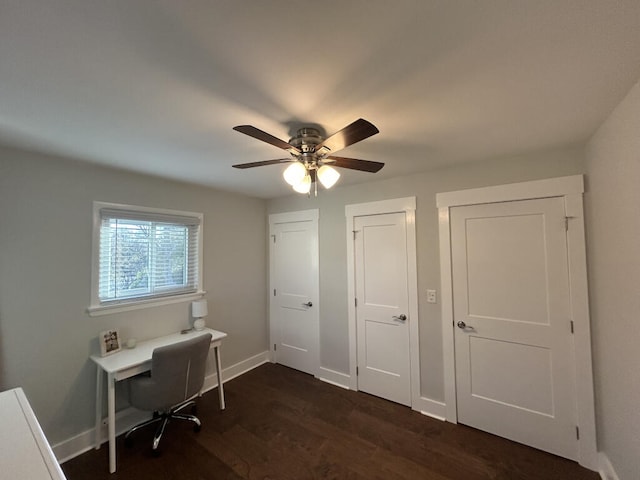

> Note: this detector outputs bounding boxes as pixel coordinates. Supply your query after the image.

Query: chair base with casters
[124,398,202,455]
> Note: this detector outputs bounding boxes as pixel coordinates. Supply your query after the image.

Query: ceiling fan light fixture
[317,165,340,189]
[292,174,312,194]
[283,162,307,186]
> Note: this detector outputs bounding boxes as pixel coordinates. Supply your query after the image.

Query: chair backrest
[148,333,212,408]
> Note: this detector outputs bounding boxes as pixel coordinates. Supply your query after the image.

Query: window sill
[87,291,206,317]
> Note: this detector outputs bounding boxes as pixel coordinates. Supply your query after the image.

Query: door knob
[457,321,468,329]
[392,314,407,321]
[302,301,313,307]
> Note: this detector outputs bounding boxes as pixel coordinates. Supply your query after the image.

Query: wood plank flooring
[62,363,599,480]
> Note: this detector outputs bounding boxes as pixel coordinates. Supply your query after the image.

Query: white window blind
[97,207,201,305]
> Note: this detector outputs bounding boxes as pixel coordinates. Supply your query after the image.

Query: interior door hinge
[356,366,359,376]
[273,288,276,296]
[570,320,574,334]
[576,426,580,440]
[564,216,576,232]
[271,234,276,243]
[353,230,360,240]
[355,297,358,307]
[274,344,277,351]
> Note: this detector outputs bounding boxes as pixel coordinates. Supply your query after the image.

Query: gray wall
[267,146,585,402]
[585,79,640,479]
[0,146,268,444]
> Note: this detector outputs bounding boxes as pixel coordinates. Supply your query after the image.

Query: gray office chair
[124,333,212,454]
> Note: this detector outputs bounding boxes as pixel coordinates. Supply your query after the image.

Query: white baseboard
[315,367,447,420]
[201,350,270,393]
[598,452,620,480]
[413,396,446,421]
[317,367,351,390]
[54,406,151,464]
[315,368,447,422]
[53,350,270,464]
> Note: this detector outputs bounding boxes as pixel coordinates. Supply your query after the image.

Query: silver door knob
[302,301,313,307]
[392,314,407,321]
[457,321,467,329]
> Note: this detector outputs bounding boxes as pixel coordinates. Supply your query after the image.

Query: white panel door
[355,212,411,406]
[270,215,319,376]
[451,197,577,460]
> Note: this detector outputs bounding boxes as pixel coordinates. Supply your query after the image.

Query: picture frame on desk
[99,329,121,357]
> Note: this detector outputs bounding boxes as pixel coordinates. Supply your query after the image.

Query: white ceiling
[2,1,640,198]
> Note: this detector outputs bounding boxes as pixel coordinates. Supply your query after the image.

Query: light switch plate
[426,289,437,303]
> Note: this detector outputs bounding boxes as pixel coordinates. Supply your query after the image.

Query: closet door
[269,211,319,376]
[451,197,577,460]
[354,212,412,406]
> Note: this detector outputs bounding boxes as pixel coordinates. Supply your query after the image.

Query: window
[89,202,203,315]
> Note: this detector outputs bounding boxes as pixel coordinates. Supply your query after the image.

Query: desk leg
[94,367,103,450]
[214,345,225,410]
[107,372,117,473]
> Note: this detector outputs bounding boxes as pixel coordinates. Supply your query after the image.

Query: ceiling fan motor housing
[289,128,331,169]
[289,128,323,151]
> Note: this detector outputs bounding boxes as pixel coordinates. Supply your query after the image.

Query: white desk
[91,327,227,473]
[0,387,67,479]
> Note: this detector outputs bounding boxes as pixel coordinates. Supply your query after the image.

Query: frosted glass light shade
[292,174,312,194]
[317,165,340,189]
[283,162,307,186]
[191,299,208,318]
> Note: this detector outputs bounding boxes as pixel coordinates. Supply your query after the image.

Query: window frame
[88,201,204,317]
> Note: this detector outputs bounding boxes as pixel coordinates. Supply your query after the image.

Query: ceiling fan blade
[232,158,293,169]
[233,125,301,154]
[315,118,379,154]
[325,156,384,173]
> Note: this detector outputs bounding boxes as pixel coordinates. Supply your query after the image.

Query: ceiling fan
[232,118,384,194]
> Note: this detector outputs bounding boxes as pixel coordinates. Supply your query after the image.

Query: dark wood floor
[63,363,599,480]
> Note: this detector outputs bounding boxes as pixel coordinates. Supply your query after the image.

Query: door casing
[437,175,597,470]
[346,197,421,409]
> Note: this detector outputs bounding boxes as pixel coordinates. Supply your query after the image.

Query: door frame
[269,209,320,376]
[436,175,597,470]
[346,197,421,408]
